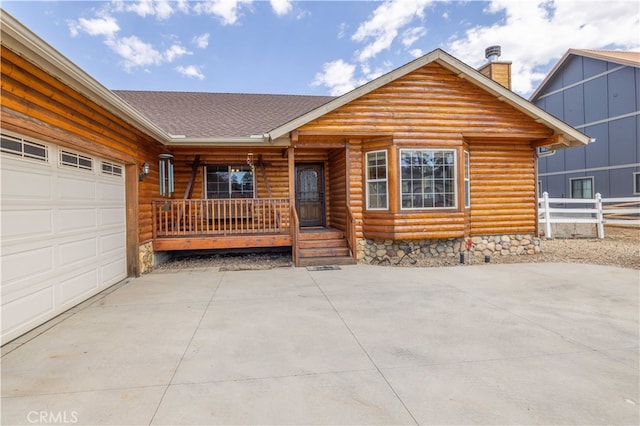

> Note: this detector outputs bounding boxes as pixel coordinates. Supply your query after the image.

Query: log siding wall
[297,62,551,239]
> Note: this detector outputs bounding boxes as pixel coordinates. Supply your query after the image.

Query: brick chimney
[478,45,512,90]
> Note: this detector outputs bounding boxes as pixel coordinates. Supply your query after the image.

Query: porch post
[288,146,295,202]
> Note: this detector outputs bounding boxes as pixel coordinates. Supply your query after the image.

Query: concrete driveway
[2,263,638,425]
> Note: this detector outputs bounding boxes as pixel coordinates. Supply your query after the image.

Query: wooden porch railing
[152,198,290,238]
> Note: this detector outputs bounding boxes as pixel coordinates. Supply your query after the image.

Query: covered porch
[150,143,358,266]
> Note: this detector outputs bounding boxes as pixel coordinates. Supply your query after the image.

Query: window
[59,149,93,170]
[464,151,470,208]
[159,154,174,197]
[366,150,388,210]
[205,165,254,199]
[538,180,543,198]
[634,173,640,195]
[1,133,48,162]
[101,161,123,177]
[400,149,456,209]
[570,177,594,199]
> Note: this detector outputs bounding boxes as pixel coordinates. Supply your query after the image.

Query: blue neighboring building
[531,49,640,199]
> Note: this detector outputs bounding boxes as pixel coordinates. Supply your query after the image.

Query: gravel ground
[157,226,639,271]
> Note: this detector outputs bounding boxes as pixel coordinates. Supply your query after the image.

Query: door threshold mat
[306,265,341,271]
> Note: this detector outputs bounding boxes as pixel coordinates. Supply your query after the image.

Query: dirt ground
[157,226,639,271]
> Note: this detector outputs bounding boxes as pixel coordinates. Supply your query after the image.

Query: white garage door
[1,134,127,344]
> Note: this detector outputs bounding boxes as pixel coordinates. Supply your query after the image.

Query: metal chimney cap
[485,45,501,61]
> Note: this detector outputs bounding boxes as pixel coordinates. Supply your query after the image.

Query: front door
[295,163,325,227]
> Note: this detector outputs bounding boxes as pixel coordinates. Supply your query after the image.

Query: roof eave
[436,53,592,147]
[0,9,171,144]
[166,136,289,147]
[269,48,590,148]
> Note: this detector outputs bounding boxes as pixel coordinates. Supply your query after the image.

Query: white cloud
[193,0,253,25]
[176,65,205,80]
[165,44,192,62]
[409,48,424,58]
[401,26,427,47]
[447,0,640,96]
[112,0,177,21]
[338,22,348,39]
[175,0,191,14]
[313,0,433,95]
[192,33,210,49]
[68,15,120,38]
[105,35,163,70]
[352,0,433,62]
[361,60,395,81]
[312,59,360,96]
[270,0,292,16]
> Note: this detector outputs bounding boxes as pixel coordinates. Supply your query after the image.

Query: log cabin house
[1,11,590,343]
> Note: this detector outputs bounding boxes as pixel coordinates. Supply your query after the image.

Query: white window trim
[464,150,470,209]
[101,161,124,178]
[537,180,542,198]
[59,149,94,172]
[633,172,640,195]
[569,176,594,199]
[365,150,389,210]
[0,133,49,163]
[399,148,458,210]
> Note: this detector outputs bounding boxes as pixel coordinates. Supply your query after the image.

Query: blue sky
[2,1,639,97]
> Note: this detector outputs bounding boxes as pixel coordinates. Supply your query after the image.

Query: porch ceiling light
[139,162,150,181]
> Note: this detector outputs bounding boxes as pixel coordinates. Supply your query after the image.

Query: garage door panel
[1,245,54,283]
[1,287,54,337]
[1,209,53,240]
[100,207,125,226]
[101,257,127,286]
[1,167,52,200]
[59,237,97,268]
[58,208,97,232]
[60,269,99,306]
[100,181,126,202]
[58,175,96,201]
[101,232,125,255]
[1,273,56,305]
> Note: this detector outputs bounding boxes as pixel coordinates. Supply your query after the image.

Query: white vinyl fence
[538,192,640,239]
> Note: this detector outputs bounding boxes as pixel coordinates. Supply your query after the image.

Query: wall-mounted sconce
[138,162,150,181]
[246,152,254,168]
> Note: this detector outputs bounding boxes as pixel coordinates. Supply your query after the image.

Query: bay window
[400,149,456,209]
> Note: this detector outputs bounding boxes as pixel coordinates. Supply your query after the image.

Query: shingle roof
[571,49,640,67]
[113,91,335,139]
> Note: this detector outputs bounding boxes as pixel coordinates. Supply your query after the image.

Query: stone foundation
[357,234,541,264]
[138,241,154,274]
